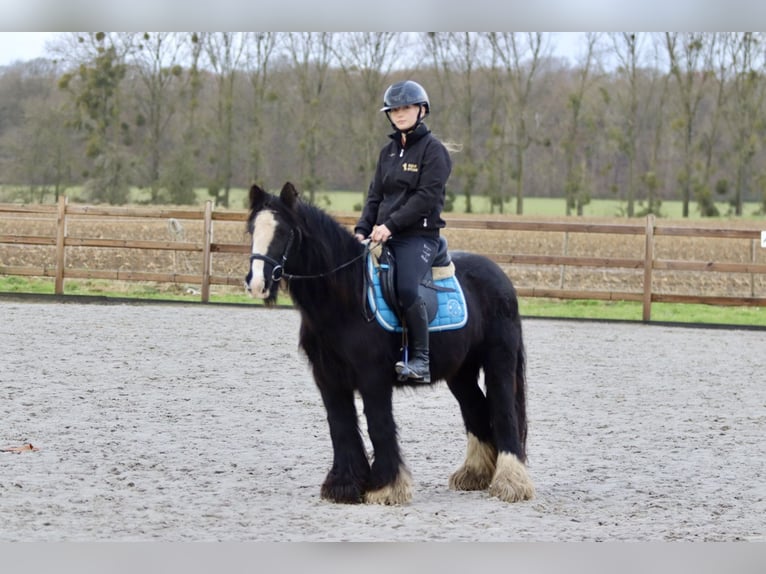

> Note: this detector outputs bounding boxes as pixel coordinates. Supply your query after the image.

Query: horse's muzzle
[245,265,269,299]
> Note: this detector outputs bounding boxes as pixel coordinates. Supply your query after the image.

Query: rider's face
[388,104,422,131]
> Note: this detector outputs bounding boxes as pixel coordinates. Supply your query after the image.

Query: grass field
[223,188,761,220]
[1,275,764,328]
[2,184,764,219]
[313,191,765,220]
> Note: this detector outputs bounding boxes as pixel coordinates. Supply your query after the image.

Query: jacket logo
[402,163,419,173]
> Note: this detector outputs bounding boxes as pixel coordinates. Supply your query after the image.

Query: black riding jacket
[355,122,452,240]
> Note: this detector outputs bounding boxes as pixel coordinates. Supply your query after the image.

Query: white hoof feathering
[364,465,413,505]
[489,452,535,502]
[449,433,497,491]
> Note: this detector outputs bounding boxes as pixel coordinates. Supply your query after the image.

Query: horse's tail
[515,336,528,462]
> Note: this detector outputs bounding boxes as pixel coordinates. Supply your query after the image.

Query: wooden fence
[2,196,765,321]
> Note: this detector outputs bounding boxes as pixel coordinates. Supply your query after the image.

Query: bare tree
[332,32,400,198]
[204,32,247,207]
[562,32,602,215]
[665,32,715,217]
[2,60,74,202]
[129,32,185,203]
[697,32,731,215]
[485,32,550,214]
[243,32,278,187]
[285,32,336,203]
[637,34,673,216]
[48,32,131,68]
[425,32,484,213]
[159,32,206,205]
[7,29,766,218]
[724,32,766,215]
[607,32,647,217]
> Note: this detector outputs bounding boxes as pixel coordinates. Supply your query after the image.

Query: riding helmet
[380,80,430,115]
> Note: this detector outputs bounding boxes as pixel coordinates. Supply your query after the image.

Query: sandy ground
[1,299,764,542]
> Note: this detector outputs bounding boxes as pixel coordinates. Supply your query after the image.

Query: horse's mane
[297,202,358,262]
[286,200,367,311]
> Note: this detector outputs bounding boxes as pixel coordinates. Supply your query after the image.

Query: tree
[665,32,714,217]
[425,32,483,213]
[160,32,206,205]
[204,32,247,208]
[285,32,336,203]
[5,31,766,217]
[243,32,278,188]
[58,33,130,204]
[333,32,400,199]
[724,32,765,216]
[562,32,601,215]
[485,32,550,214]
[608,32,645,217]
[14,93,74,202]
[130,32,185,203]
[0,59,74,202]
[697,33,730,217]
[482,47,509,213]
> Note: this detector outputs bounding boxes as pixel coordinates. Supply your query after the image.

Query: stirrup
[395,359,431,383]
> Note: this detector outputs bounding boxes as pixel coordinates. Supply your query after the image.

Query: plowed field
[2,211,765,298]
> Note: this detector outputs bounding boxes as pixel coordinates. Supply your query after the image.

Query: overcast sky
[1,0,764,68]
[0,32,592,67]
[1,0,762,53]
[0,32,54,65]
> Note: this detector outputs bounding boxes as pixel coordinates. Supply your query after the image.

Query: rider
[354,80,453,383]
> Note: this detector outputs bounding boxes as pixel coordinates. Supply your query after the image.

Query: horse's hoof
[449,467,492,491]
[320,474,366,504]
[320,485,364,504]
[488,452,535,502]
[364,466,413,505]
[449,433,496,491]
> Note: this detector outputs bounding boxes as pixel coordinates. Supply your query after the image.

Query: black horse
[245,182,534,505]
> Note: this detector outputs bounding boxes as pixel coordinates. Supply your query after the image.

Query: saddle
[365,237,468,333]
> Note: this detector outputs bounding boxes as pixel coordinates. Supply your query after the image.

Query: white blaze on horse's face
[247,210,278,299]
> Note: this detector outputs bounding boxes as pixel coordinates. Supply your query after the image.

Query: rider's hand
[370,224,392,243]
[354,233,366,242]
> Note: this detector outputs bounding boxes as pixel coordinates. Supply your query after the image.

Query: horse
[245,181,534,505]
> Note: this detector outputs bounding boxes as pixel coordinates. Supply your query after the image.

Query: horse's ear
[249,184,269,212]
[279,182,300,210]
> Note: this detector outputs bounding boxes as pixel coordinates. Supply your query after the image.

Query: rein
[250,230,374,283]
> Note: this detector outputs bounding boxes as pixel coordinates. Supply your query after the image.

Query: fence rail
[2,196,765,320]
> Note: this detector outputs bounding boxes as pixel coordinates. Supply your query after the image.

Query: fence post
[559,231,569,289]
[54,196,67,295]
[642,214,655,321]
[201,200,213,303]
[751,239,756,297]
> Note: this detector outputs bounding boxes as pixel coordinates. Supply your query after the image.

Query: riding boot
[395,298,431,383]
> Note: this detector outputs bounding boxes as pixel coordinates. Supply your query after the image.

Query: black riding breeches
[385,235,439,309]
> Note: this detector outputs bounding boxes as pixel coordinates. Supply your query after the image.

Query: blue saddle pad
[366,252,468,333]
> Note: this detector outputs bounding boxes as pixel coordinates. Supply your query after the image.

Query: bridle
[249,228,297,284]
[248,228,373,285]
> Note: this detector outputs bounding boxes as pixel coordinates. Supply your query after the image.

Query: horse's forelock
[247,193,292,234]
[246,199,268,235]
